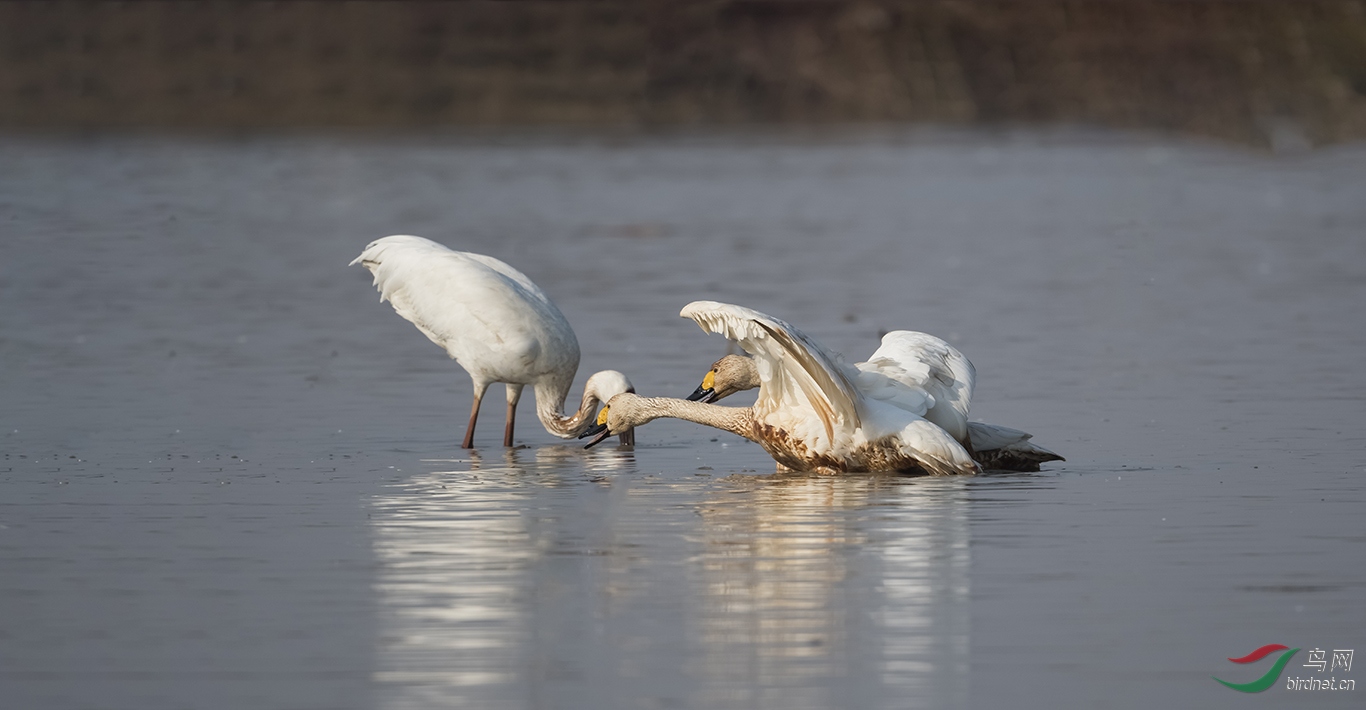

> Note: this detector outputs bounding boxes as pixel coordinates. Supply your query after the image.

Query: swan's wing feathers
[897,419,981,476]
[860,330,975,441]
[853,362,934,416]
[754,321,860,438]
[680,301,781,346]
[681,301,863,442]
[869,330,976,397]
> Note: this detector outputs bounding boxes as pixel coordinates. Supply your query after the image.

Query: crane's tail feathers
[350,236,419,303]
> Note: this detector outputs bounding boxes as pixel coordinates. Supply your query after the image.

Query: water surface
[2,128,1363,708]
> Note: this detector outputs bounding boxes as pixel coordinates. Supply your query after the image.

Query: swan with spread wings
[582,301,981,475]
[684,335,1062,471]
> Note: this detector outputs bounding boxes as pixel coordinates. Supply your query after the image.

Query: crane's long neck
[533,377,599,439]
[623,396,755,441]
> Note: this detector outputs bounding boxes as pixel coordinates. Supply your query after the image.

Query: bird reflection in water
[370,461,967,709]
[688,473,969,708]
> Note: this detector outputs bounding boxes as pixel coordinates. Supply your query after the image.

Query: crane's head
[685,354,759,404]
[582,370,635,447]
[584,370,633,402]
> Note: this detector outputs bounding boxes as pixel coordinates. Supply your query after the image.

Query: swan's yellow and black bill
[686,369,718,403]
[580,406,612,449]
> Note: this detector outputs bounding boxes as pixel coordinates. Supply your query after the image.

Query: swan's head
[686,354,759,404]
[582,370,635,447]
[579,392,647,449]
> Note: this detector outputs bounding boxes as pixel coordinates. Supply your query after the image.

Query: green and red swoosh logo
[1214,644,1300,693]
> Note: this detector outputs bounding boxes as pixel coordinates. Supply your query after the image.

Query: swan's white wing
[352,235,577,380]
[681,301,863,447]
[853,364,934,416]
[895,418,982,476]
[856,330,974,442]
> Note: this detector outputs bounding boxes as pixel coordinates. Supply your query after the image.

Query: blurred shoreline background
[3,0,1366,148]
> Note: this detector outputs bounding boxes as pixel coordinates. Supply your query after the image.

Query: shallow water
[2,128,1364,709]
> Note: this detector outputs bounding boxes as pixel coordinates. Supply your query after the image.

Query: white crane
[582,301,983,474]
[352,235,634,448]
[683,336,1062,471]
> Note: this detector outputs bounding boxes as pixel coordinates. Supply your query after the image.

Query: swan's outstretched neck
[612,395,755,441]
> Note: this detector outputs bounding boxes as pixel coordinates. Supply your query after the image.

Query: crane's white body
[351,235,632,447]
[679,301,980,475]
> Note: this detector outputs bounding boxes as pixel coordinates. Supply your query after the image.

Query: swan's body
[351,235,634,448]
[689,340,1062,471]
[588,302,980,475]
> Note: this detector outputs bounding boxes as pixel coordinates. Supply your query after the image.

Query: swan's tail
[967,422,1064,471]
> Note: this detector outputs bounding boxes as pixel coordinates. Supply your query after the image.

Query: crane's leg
[503,384,525,447]
[618,386,636,447]
[463,381,490,449]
